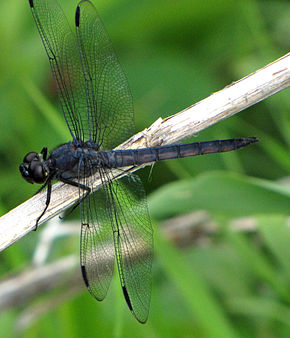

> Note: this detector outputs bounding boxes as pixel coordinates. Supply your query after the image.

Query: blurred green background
[0,0,289,337]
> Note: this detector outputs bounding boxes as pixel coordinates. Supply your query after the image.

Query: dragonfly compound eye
[19,152,48,184]
[19,162,35,184]
[23,152,39,163]
[30,161,48,184]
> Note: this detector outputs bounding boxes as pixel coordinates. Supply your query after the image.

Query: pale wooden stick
[0,52,289,251]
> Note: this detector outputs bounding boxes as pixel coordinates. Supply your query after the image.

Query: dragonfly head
[19,150,49,184]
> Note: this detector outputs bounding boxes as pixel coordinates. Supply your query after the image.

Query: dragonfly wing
[80,189,115,300]
[79,157,116,300]
[103,173,153,323]
[80,165,153,323]
[75,0,135,149]
[29,0,90,141]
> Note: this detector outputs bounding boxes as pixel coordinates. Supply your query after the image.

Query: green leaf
[227,297,290,326]
[257,215,290,276]
[155,228,238,338]
[149,172,290,219]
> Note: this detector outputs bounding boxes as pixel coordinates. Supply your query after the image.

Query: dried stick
[0,52,289,251]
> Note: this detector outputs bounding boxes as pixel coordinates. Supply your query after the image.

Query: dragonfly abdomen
[104,137,258,168]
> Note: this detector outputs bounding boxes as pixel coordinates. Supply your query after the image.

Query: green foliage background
[0,0,289,337]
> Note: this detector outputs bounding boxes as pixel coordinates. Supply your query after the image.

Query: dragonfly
[20,0,258,323]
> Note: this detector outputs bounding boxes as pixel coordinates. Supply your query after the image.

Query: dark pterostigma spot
[81,265,89,287]
[122,286,133,311]
[75,5,80,27]
[28,0,34,8]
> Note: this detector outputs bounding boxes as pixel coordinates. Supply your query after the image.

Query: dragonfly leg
[59,177,91,218]
[41,147,48,160]
[34,176,51,196]
[34,178,52,231]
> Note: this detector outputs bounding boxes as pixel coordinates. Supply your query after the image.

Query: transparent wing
[75,0,135,149]
[80,188,115,300]
[29,0,91,141]
[105,174,153,323]
[79,157,117,300]
[80,163,153,323]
